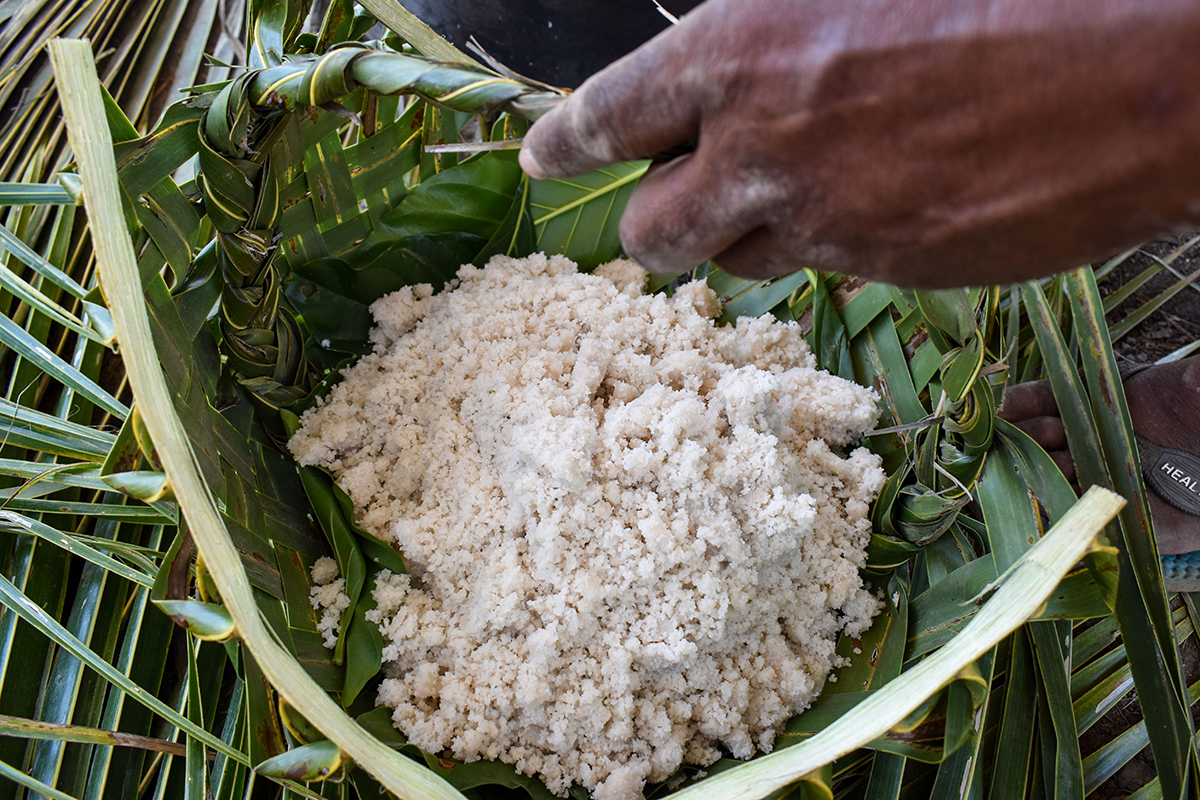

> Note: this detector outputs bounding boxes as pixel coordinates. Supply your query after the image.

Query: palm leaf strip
[48,37,467,800]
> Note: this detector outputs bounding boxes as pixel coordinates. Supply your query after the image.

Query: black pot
[399,0,703,88]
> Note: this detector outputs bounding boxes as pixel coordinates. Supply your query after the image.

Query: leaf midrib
[531,164,647,227]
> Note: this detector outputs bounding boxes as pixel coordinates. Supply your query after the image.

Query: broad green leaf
[838,280,892,338]
[273,546,346,692]
[991,420,1079,522]
[420,752,561,800]
[854,312,929,425]
[295,467,408,575]
[823,576,907,696]
[297,466,366,664]
[283,233,481,353]
[342,574,383,707]
[530,161,647,268]
[475,175,536,264]
[1021,282,1109,493]
[371,151,522,243]
[304,131,361,231]
[720,270,808,324]
[920,527,972,588]
[703,266,760,300]
[977,433,1047,571]
[354,706,409,749]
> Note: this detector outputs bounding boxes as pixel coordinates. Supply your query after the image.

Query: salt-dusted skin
[289,255,886,800]
[521,0,1200,288]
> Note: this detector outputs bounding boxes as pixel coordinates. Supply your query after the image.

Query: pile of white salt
[290,253,884,800]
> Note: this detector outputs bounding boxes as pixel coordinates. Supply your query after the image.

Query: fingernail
[519,148,548,180]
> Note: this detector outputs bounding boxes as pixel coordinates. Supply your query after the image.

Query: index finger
[519,11,709,178]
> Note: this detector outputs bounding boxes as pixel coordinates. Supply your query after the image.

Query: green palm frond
[0,2,1197,799]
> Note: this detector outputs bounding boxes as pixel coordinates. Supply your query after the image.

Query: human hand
[521,0,1200,288]
[1000,359,1200,554]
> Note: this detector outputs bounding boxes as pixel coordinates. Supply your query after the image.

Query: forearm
[796,0,1200,284]
[522,0,1200,287]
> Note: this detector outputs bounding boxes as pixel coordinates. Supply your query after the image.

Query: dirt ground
[1078,237,1200,798]
[1079,598,1200,798]
[1103,235,1200,366]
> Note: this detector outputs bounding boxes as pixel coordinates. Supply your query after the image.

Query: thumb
[520,18,704,178]
[998,380,1059,422]
[619,149,782,275]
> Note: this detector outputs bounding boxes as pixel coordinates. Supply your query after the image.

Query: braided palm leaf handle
[248,42,564,118]
[193,44,563,420]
